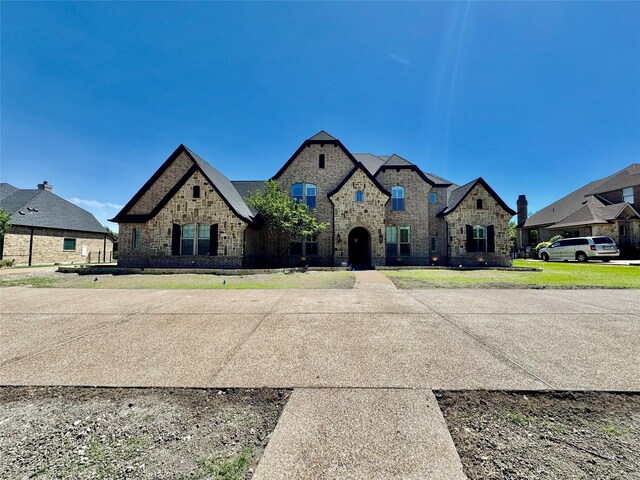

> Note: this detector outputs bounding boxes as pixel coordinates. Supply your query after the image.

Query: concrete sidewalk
[254,388,466,480]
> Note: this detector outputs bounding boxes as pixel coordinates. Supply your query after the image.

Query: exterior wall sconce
[378,232,384,243]
[336,234,341,243]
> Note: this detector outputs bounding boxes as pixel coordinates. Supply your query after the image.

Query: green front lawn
[383,260,640,289]
[0,271,356,289]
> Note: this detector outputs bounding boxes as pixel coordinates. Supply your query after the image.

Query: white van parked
[539,236,619,263]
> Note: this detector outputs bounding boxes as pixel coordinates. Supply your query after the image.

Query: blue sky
[2,2,639,230]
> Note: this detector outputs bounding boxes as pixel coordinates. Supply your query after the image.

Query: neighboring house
[517,164,640,248]
[0,181,114,265]
[112,131,515,268]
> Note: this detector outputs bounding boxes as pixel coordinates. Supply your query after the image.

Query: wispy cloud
[70,197,124,210]
[390,53,411,66]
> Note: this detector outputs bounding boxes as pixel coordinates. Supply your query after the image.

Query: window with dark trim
[356,191,364,203]
[132,228,142,250]
[385,226,410,256]
[623,187,634,204]
[476,199,483,209]
[319,154,325,169]
[305,234,318,255]
[181,224,195,255]
[193,185,201,198]
[291,182,317,209]
[289,237,303,255]
[63,238,76,251]
[472,225,487,252]
[391,186,405,211]
[197,224,210,255]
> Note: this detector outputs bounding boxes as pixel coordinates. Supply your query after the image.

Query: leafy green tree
[105,226,119,242]
[508,220,517,250]
[247,180,327,264]
[0,208,12,237]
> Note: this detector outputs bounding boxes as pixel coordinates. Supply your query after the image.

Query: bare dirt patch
[0,386,290,479]
[438,391,640,480]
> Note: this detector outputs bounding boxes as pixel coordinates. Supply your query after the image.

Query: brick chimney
[517,194,528,226]
[37,181,52,192]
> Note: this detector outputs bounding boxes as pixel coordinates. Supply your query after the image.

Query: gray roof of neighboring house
[549,199,639,230]
[0,183,109,234]
[523,164,639,229]
[585,163,640,196]
[184,147,255,222]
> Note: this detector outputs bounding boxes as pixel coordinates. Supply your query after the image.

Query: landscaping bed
[0,386,290,479]
[438,390,640,480]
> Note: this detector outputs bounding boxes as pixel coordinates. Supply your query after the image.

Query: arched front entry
[348,227,371,268]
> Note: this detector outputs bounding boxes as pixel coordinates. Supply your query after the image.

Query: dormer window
[623,187,634,204]
[193,186,201,198]
[319,154,325,169]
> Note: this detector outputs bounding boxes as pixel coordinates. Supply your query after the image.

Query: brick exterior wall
[445,184,512,267]
[128,152,193,215]
[274,143,355,265]
[596,185,640,213]
[329,168,389,266]
[375,169,448,265]
[118,169,248,268]
[2,225,113,265]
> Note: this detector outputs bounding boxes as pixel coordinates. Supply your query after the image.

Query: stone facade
[116,136,515,269]
[274,143,355,265]
[118,169,248,268]
[2,226,114,265]
[329,168,389,266]
[445,184,512,267]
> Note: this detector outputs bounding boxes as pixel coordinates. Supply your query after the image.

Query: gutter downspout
[28,227,34,266]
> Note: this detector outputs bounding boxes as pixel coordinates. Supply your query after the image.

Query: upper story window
[476,199,483,209]
[132,228,142,250]
[472,225,487,252]
[193,185,201,198]
[356,191,364,203]
[430,192,437,204]
[291,182,317,209]
[319,154,325,169]
[391,186,405,211]
[623,187,634,204]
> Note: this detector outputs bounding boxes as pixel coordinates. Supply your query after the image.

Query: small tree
[0,208,11,262]
[508,220,517,251]
[0,208,11,238]
[247,180,327,264]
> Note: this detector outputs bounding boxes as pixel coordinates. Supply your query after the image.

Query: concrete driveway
[2,285,639,478]
[2,286,638,390]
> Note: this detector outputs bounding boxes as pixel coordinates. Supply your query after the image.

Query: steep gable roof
[327,165,391,198]
[353,153,453,187]
[438,177,516,217]
[0,183,109,234]
[110,145,255,224]
[272,131,359,180]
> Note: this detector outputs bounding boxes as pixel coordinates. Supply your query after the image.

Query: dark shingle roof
[522,165,640,228]
[383,154,413,167]
[549,199,639,229]
[353,153,386,175]
[307,130,337,141]
[353,154,454,187]
[439,177,516,217]
[585,164,640,196]
[184,147,255,222]
[231,181,267,216]
[0,183,109,234]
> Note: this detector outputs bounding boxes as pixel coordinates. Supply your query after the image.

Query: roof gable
[438,177,516,217]
[328,165,391,198]
[110,145,254,224]
[272,131,359,180]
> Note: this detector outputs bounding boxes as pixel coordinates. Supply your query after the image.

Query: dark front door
[348,227,371,268]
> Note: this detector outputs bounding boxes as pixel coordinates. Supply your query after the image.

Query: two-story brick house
[112,131,515,268]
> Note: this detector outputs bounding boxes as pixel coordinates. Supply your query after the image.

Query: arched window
[476,198,483,209]
[391,186,405,211]
[305,183,316,209]
[292,183,303,203]
[356,191,364,202]
[193,185,201,198]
